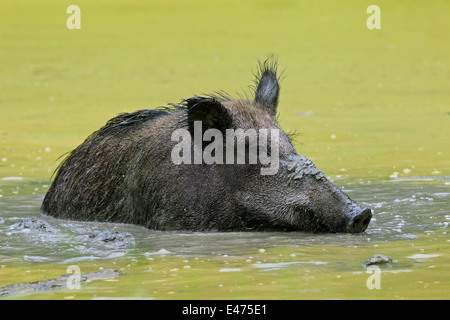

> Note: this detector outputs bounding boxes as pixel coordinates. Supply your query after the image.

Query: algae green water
[0,0,449,299]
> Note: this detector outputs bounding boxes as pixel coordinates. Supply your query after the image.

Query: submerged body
[41,60,372,233]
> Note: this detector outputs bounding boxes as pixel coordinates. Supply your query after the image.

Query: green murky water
[0,179,449,299]
[0,0,449,299]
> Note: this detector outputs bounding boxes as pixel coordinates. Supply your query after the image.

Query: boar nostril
[346,207,372,233]
[362,217,371,227]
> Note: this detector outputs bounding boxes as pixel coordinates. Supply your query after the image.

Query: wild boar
[41,59,372,233]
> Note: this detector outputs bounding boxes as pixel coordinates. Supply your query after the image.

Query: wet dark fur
[41,58,369,232]
[41,59,286,230]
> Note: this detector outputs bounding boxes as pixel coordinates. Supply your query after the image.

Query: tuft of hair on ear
[251,57,282,117]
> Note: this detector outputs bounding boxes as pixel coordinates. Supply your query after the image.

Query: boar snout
[346,207,372,233]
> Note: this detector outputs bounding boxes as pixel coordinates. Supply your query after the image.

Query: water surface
[1,179,448,299]
[0,0,449,300]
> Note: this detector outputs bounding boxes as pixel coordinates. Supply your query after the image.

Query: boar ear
[254,59,280,116]
[186,96,233,134]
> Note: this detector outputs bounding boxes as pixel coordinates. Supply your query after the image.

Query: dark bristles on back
[69,57,283,142]
[49,57,286,184]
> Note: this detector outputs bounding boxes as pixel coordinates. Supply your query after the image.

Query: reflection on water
[0,179,448,299]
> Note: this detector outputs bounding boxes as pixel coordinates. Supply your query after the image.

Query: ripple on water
[253,261,328,271]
